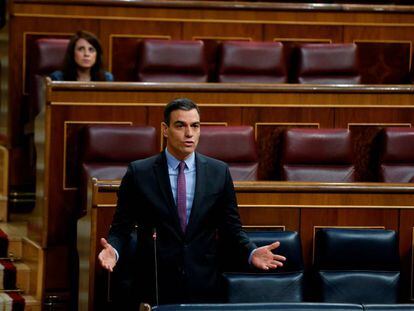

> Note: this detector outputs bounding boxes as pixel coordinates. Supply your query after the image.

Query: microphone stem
[153,228,159,306]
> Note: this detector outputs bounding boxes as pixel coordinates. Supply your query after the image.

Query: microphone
[152,228,159,306]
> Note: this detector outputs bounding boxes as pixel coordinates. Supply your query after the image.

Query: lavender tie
[177,161,187,232]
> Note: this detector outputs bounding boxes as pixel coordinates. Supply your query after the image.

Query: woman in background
[50,30,113,81]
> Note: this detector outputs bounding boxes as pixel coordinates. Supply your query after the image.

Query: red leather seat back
[30,38,69,77]
[28,38,69,118]
[79,125,158,216]
[196,126,258,180]
[295,43,361,84]
[218,41,287,83]
[379,127,414,182]
[281,128,356,182]
[137,39,208,82]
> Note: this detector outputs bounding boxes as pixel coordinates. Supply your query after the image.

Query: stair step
[0,222,27,259]
[21,237,42,299]
[0,223,42,299]
[14,262,30,294]
[23,295,41,311]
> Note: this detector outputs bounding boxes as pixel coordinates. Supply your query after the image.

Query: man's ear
[161,122,168,138]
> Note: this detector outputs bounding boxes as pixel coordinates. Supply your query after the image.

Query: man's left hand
[251,241,286,270]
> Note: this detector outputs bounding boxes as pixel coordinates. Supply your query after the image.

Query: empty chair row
[281,127,414,183]
[111,228,403,309]
[223,228,401,304]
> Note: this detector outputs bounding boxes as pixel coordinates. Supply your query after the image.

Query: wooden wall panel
[263,24,343,43]
[356,41,412,83]
[239,207,300,232]
[335,107,414,128]
[182,22,262,41]
[344,25,414,44]
[242,107,334,126]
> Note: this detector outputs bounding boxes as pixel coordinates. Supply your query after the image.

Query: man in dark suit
[98,98,286,307]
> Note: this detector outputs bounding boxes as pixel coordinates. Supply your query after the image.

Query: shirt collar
[165,148,196,170]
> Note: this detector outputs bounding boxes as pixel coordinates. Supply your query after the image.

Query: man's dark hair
[164,98,200,125]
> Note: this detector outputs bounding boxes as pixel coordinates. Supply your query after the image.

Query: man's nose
[185,126,193,136]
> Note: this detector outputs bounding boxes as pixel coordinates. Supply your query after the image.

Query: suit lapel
[186,153,207,237]
[153,152,183,235]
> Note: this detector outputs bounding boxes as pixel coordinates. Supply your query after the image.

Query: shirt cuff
[248,248,258,265]
[113,248,119,262]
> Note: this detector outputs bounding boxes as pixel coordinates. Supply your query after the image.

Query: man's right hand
[98,238,117,272]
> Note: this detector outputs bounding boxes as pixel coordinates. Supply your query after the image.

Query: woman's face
[74,38,97,70]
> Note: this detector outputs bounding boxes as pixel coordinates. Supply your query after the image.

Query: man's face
[162,108,200,160]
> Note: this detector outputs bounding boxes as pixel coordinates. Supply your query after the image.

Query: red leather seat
[295,43,361,84]
[281,128,356,182]
[30,38,69,78]
[378,127,414,182]
[196,126,259,181]
[79,125,158,216]
[28,38,69,118]
[218,41,287,83]
[137,39,208,82]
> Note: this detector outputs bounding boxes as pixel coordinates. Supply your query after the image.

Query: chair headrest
[297,43,359,75]
[197,126,258,162]
[218,41,287,83]
[283,129,353,164]
[314,228,400,270]
[137,39,208,82]
[381,127,414,163]
[81,125,158,163]
[31,38,69,75]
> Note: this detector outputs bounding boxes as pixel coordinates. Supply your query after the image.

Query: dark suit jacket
[108,151,256,305]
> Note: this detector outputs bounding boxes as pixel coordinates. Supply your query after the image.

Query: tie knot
[179,161,186,172]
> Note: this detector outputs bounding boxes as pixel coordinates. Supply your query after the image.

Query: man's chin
[180,147,196,157]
